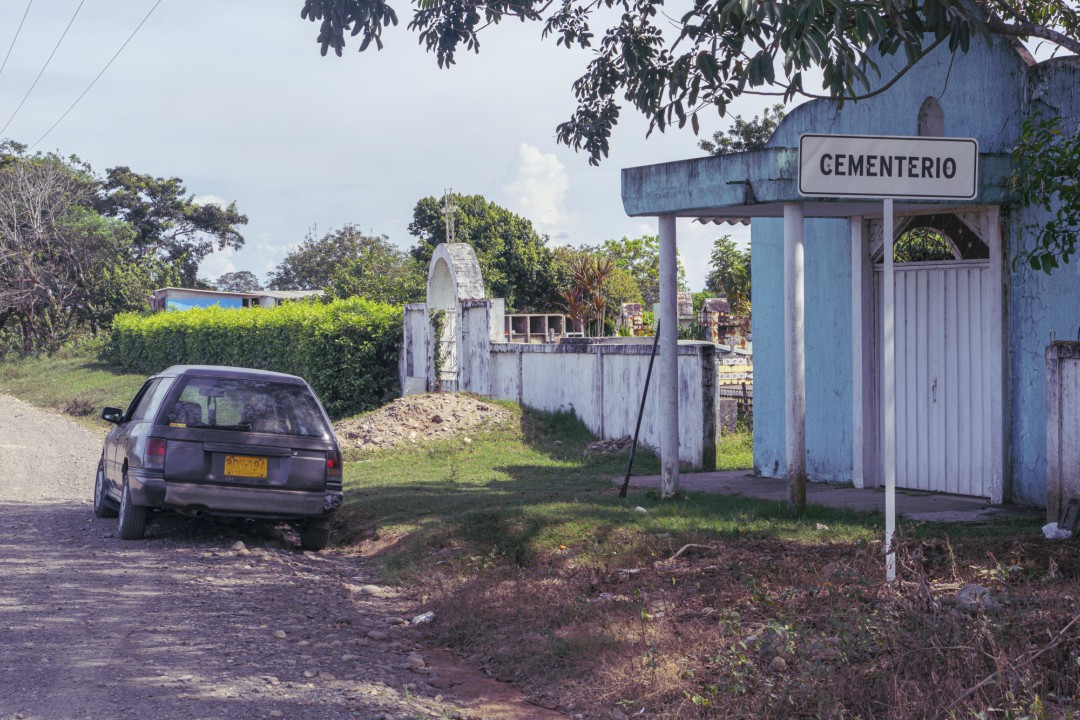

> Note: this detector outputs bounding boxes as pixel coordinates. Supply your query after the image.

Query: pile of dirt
[334,393,512,450]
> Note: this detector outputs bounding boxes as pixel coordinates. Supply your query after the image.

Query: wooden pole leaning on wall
[620,323,661,498]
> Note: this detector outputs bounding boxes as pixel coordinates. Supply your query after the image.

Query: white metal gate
[874,260,993,496]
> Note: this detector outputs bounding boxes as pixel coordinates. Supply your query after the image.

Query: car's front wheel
[93,460,118,519]
[117,472,148,540]
[299,521,331,551]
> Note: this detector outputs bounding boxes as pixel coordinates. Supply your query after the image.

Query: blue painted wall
[753,35,1080,498]
[166,297,243,311]
[753,217,853,482]
[804,219,854,482]
[752,218,786,478]
[1008,58,1080,506]
[618,31,1079,503]
[767,38,1029,153]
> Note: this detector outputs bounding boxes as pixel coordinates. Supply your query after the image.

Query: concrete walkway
[618,470,1044,523]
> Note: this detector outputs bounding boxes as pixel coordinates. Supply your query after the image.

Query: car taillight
[145,437,167,470]
[326,449,342,482]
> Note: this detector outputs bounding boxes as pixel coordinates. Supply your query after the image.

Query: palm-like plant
[589,258,613,336]
[558,286,588,335]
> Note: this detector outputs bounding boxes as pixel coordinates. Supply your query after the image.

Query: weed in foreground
[418,523,1077,720]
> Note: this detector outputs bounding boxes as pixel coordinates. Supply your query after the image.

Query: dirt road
[0,393,476,720]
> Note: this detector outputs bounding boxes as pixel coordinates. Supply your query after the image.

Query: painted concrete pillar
[850,217,877,489]
[659,214,680,497]
[783,203,806,511]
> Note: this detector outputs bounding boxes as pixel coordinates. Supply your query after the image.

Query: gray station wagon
[94,365,344,550]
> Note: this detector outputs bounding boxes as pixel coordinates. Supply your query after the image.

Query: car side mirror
[101,406,124,424]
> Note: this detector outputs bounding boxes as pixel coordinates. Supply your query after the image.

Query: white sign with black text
[798,133,978,200]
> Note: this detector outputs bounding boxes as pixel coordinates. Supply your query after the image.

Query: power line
[0,1,34,82]
[32,0,165,149]
[0,0,86,139]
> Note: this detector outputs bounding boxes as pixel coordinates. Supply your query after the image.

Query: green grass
[717,427,753,469]
[0,342,146,432]
[340,404,1044,582]
[0,345,1041,579]
[338,406,907,582]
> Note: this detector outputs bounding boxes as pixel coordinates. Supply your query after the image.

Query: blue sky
[0,0,772,292]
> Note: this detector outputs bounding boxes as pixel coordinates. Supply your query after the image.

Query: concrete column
[659,214,680,497]
[850,217,877,488]
[783,203,806,513]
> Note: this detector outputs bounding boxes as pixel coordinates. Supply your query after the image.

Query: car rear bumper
[128,471,340,520]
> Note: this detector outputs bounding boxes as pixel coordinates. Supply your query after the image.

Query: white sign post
[798,133,978,582]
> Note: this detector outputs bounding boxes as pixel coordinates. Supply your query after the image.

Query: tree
[268,224,424,306]
[0,144,179,352]
[214,271,264,292]
[553,246,641,335]
[268,224,378,291]
[705,235,752,318]
[299,1,1080,166]
[1012,114,1080,272]
[700,104,787,156]
[892,228,955,263]
[325,236,425,306]
[557,248,639,334]
[586,235,686,308]
[96,167,247,286]
[408,193,560,312]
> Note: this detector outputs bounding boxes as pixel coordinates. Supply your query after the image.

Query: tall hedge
[104,298,401,418]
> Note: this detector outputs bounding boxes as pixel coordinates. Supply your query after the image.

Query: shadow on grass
[336,406,921,581]
[340,403,1045,583]
[80,358,140,377]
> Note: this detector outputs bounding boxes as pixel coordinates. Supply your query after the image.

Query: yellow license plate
[224,454,267,478]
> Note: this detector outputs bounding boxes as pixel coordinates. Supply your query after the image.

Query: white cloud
[504,144,571,237]
[198,246,237,281]
[192,194,227,208]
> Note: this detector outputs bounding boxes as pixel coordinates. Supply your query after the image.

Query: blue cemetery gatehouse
[621,35,1080,508]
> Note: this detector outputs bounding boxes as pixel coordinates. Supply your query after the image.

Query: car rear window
[163,377,332,439]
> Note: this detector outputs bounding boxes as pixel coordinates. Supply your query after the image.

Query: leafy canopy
[700,103,786,156]
[408,193,560,312]
[892,227,956,263]
[214,271,264,293]
[583,235,686,307]
[267,223,425,305]
[1012,114,1080,273]
[326,232,426,306]
[0,142,186,353]
[705,235,751,317]
[96,167,247,286]
[299,0,1080,165]
[553,247,642,335]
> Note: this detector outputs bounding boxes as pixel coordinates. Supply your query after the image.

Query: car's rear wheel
[299,521,331,551]
[117,473,148,540]
[93,460,118,519]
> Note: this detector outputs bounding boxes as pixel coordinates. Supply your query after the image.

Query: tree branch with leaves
[300,0,1080,165]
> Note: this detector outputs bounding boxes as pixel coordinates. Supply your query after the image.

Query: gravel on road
[0,393,559,720]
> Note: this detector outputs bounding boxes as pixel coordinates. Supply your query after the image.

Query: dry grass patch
[419,532,1080,720]
[332,400,1064,719]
